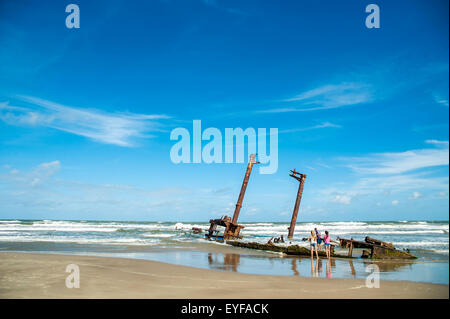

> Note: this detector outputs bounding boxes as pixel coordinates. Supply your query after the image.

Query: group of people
[308,228,332,259]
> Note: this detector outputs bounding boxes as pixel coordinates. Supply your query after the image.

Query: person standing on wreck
[308,231,319,259]
[323,230,331,259]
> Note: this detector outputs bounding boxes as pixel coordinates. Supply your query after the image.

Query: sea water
[0,219,448,284]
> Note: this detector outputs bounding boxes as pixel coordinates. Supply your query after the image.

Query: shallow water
[0,219,448,284]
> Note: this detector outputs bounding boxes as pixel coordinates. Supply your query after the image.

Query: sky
[0,0,448,222]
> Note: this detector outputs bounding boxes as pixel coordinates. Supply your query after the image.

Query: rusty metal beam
[231,154,259,225]
[287,169,306,239]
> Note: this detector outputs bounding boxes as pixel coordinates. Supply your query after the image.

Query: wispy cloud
[3,160,61,187]
[425,139,449,147]
[279,122,341,134]
[316,171,448,210]
[0,96,170,147]
[331,194,352,205]
[345,140,449,175]
[258,82,373,113]
[409,191,422,200]
[433,93,449,107]
[315,140,449,208]
[356,173,448,192]
[0,160,238,220]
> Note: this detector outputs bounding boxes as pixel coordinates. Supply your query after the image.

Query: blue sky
[0,0,448,222]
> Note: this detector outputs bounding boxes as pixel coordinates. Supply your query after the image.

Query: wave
[392,241,449,248]
[143,233,176,238]
[0,235,160,245]
[0,226,119,232]
[0,220,448,257]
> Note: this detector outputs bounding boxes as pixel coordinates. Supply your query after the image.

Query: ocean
[0,219,448,284]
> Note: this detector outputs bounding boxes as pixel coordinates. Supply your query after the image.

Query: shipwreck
[337,236,416,259]
[205,153,259,240]
[201,155,416,260]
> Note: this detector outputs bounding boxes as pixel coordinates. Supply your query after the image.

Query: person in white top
[308,230,319,259]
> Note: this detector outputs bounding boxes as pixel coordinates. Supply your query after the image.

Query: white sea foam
[0,220,448,256]
[143,233,176,238]
[0,226,119,232]
[0,235,160,245]
[393,241,449,247]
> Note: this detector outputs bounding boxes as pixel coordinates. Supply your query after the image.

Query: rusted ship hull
[338,237,417,259]
[226,241,352,258]
[227,238,417,260]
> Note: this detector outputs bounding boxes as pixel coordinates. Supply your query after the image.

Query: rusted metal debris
[287,170,307,239]
[206,154,259,240]
[206,215,242,240]
[191,227,203,234]
[337,236,416,259]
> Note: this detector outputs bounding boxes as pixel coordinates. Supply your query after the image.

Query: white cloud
[279,122,342,134]
[439,191,449,198]
[316,171,448,210]
[0,160,237,220]
[3,160,61,187]
[433,93,449,107]
[311,140,448,211]
[425,140,449,147]
[0,96,170,147]
[331,194,352,205]
[259,82,373,113]
[355,173,448,193]
[392,200,399,206]
[36,160,60,176]
[409,191,422,200]
[29,160,61,187]
[346,141,449,175]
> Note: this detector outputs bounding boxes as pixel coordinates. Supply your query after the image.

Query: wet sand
[0,252,447,299]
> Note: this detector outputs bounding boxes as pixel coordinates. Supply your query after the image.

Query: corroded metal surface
[338,237,417,259]
[231,154,258,225]
[287,170,307,239]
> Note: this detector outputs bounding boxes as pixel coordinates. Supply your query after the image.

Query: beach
[0,252,448,299]
[0,219,449,289]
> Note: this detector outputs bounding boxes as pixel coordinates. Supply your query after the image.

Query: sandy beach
[0,252,447,299]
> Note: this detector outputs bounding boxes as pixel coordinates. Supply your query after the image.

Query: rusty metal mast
[287,169,307,239]
[232,153,259,225]
[206,154,259,240]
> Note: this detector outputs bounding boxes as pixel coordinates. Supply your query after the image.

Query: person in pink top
[323,230,332,259]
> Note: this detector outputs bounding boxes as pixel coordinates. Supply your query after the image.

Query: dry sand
[0,252,447,299]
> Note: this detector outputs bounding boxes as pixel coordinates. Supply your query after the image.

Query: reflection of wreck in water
[207,253,241,272]
[362,260,415,272]
[291,258,299,276]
